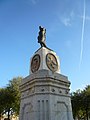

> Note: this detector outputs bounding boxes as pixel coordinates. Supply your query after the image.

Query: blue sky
[0,0,90,92]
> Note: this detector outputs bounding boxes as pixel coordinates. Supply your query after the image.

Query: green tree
[0,77,22,119]
[71,89,83,120]
[7,77,22,116]
[71,85,90,120]
[0,88,5,120]
[0,87,13,119]
[82,85,90,120]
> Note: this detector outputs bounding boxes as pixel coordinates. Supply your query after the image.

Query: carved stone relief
[21,103,33,120]
[55,101,69,120]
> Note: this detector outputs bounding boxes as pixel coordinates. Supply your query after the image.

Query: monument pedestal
[19,47,73,120]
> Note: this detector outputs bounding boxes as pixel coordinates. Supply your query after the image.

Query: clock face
[46,53,58,72]
[31,54,40,73]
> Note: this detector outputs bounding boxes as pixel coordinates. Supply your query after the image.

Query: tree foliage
[0,88,6,117]
[7,77,22,114]
[71,85,90,120]
[0,77,22,119]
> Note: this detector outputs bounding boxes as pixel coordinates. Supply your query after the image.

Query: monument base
[19,70,73,120]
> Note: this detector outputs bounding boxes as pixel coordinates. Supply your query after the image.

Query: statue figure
[38,26,47,47]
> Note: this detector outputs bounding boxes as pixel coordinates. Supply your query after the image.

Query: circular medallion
[31,54,40,73]
[46,53,58,72]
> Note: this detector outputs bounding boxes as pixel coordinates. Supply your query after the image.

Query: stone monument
[19,26,73,120]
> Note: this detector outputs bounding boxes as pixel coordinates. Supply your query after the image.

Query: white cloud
[31,0,38,5]
[60,11,74,27]
[61,18,71,26]
[24,0,38,5]
[79,15,90,21]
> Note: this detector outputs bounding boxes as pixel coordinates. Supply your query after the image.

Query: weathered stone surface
[30,47,60,74]
[19,47,73,120]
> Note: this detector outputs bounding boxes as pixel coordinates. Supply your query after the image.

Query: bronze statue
[38,26,47,47]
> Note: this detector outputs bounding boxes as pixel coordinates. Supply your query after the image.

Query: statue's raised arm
[37,26,47,47]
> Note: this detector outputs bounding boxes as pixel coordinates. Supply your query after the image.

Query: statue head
[39,26,45,32]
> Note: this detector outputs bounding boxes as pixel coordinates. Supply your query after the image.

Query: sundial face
[31,54,40,73]
[46,53,58,72]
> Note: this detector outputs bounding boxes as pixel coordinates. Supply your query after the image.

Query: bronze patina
[38,26,47,47]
